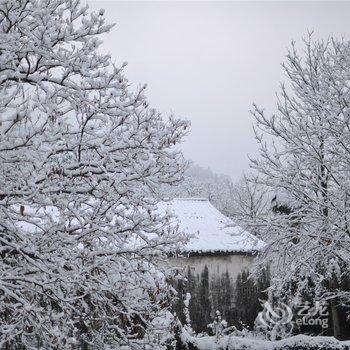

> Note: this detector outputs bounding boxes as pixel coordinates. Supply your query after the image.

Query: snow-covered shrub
[207,311,228,339]
[181,332,350,350]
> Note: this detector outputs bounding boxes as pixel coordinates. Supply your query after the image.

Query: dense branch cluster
[250,37,350,335]
[0,0,189,348]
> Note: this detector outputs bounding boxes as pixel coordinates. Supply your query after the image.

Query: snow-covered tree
[251,36,350,338]
[158,163,237,218]
[159,164,270,239]
[0,0,189,348]
[229,174,270,239]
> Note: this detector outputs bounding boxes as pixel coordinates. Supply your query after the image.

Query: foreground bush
[179,331,350,350]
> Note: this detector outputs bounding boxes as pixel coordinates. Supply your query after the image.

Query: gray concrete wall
[170,253,260,331]
[170,253,254,283]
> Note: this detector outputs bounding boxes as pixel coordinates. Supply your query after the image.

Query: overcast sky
[87,1,350,181]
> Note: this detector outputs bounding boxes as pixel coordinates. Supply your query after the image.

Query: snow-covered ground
[182,331,350,350]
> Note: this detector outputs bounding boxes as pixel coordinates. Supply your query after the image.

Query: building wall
[171,253,267,332]
[170,253,254,285]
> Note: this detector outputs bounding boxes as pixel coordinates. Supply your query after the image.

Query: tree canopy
[0,0,189,348]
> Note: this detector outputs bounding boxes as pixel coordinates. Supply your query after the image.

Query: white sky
[87,0,350,180]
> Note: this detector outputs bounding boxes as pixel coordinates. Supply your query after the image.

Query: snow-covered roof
[159,198,265,254]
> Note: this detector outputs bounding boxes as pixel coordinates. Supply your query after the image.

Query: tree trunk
[330,300,341,339]
[329,276,341,339]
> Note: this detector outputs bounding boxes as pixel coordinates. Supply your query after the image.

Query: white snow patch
[158,198,265,254]
[182,332,350,350]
